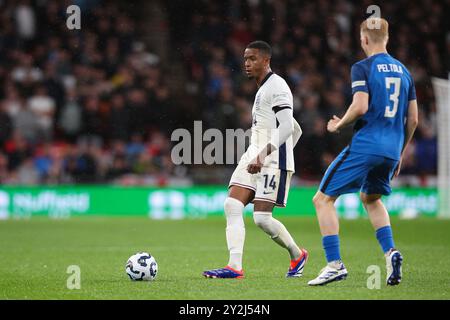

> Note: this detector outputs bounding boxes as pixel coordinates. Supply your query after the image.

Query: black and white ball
[125,252,158,281]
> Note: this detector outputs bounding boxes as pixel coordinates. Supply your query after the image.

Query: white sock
[327,260,343,269]
[253,211,301,260]
[224,197,245,270]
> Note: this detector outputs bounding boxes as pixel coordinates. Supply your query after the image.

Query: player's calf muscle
[360,193,382,204]
[312,192,339,235]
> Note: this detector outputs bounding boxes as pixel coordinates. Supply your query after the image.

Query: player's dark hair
[246,40,272,57]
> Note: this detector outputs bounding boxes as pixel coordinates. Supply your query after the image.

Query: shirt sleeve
[269,108,294,149]
[351,63,369,94]
[271,81,292,111]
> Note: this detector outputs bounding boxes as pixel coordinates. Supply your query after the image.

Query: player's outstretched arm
[395,99,419,177]
[327,92,369,133]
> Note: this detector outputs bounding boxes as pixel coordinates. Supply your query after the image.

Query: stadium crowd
[0,0,178,185]
[0,0,447,185]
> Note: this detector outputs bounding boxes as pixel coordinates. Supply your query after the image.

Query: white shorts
[228,157,293,207]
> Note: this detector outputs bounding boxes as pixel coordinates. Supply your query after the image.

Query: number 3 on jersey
[384,77,401,118]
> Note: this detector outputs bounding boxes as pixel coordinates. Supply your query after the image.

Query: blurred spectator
[14,0,36,40]
[105,155,131,182]
[415,124,438,175]
[58,88,82,141]
[17,157,39,185]
[13,101,39,143]
[0,152,9,183]
[65,143,98,184]
[2,85,23,118]
[28,85,55,141]
[109,93,130,141]
[0,102,13,146]
[126,133,146,163]
[81,95,103,139]
[11,54,43,84]
[4,132,31,171]
[126,88,147,137]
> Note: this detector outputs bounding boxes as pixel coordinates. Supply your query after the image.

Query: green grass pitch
[0,216,449,300]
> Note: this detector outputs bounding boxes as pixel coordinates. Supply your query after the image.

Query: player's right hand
[247,157,263,174]
[327,115,341,133]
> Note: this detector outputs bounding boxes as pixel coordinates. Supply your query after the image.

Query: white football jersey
[247,72,295,172]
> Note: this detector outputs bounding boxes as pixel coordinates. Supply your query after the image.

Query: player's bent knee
[313,191,332,208]
[253,212,272,230]
[224,197,244,217]
[312,194,320,207]
[360,193,382,205]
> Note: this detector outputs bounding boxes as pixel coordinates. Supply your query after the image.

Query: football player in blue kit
[308,17,418,286]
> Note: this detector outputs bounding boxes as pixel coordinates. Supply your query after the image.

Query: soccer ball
[125,252,158,281]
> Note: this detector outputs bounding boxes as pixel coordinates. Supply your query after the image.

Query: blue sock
[322,235,341,263]
[376,226,395,254]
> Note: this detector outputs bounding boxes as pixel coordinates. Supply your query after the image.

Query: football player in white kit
[203,41,308,279]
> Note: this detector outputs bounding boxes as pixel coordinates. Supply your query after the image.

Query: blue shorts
[319,147,399,197]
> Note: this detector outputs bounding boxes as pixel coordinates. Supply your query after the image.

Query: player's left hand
[247,157,263,174]
[327,115,341,133]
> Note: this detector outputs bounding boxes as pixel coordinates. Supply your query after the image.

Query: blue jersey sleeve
[408,75,417,101]
[351,64,369,94]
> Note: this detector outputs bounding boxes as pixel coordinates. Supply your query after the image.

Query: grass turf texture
[0,216,449,300]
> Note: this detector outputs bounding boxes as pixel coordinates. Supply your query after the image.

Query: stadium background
[0,0,447,218]
[0,0,449,301]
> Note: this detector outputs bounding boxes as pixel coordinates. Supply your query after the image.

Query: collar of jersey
[259,71,274,87]
[369,52,389,59]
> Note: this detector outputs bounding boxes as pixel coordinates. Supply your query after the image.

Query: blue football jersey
[349,52,416,160]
